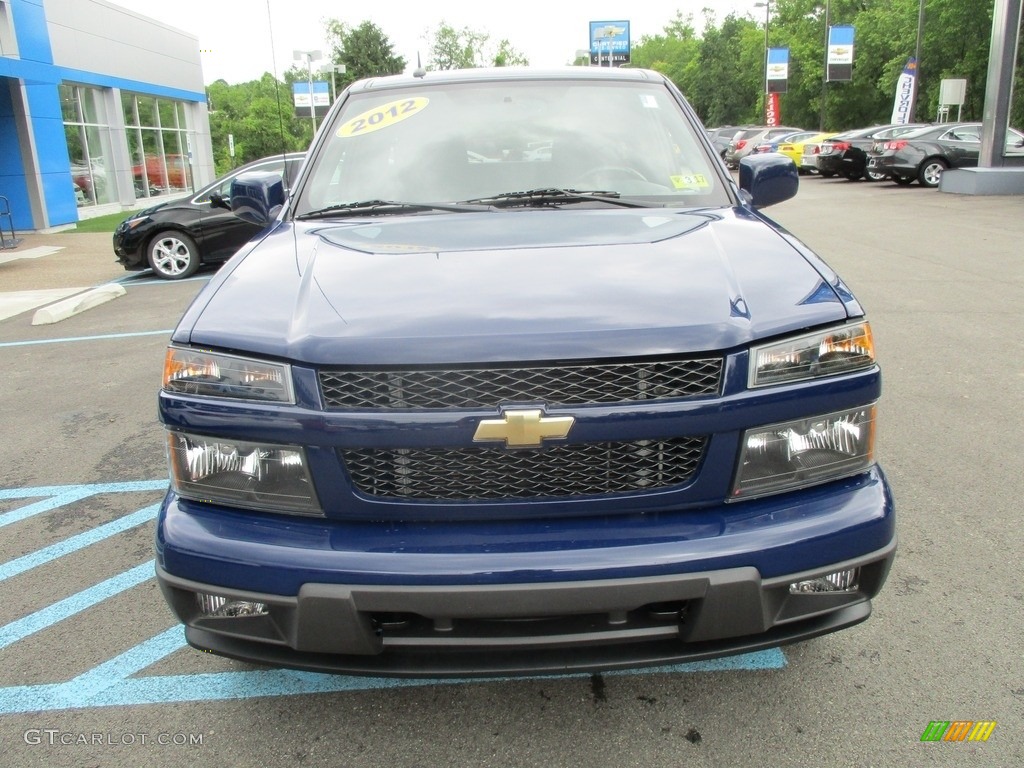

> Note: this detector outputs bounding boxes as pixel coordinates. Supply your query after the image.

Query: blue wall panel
[39,169,78,226]
[11,0,54,66]
[0,81,32,230]
[2,0,205,229]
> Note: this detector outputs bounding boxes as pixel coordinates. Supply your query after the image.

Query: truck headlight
[168,431,321,515]
[750,322,875,387]
[163,346,293,403]
[730,405,876,500]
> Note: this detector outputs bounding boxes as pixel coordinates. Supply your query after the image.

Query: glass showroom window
[122,93,194,199]
[61,84,115,207]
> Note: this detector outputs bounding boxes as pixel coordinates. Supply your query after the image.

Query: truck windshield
[294,78,728,215]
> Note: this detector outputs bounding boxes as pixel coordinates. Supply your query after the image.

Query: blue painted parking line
[0,620,785,713]
[0,503,159,582]
[113,274,210,286]
[0,482,787,712]
[0,480,166,528]
[0,330,174,348]
[0,562,152,651]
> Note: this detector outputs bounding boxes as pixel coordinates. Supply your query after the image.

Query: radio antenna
[266,0,288,162]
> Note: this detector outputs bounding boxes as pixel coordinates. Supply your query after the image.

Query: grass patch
[72,211,133,233]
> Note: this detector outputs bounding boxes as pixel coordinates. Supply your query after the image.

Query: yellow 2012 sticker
[336,97,429,138]
[670,174,711,190]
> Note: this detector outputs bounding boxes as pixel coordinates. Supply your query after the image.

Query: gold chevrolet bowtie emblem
[473,409,575,448]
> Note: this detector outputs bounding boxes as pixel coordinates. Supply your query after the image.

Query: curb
[31,284,127,325]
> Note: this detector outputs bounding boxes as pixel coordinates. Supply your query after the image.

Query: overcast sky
[105,0,759,85]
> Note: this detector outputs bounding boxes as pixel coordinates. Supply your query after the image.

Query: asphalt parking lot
[0,176,1021,767]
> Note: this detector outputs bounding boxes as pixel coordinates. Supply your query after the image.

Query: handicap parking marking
[0,620,785,714]
[0,503,160,582]
[0,481,787,713]
[0,562,153,651]
[0,480,167,527]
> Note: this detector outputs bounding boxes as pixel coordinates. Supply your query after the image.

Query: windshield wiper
[297,199,491,219]
[462,188,654,208]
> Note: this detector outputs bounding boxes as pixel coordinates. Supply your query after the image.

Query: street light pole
[754,1,771,122]
[293,49,322,133]
[909,0,925,122]
[819,0,830,130]
[320,63,347,104]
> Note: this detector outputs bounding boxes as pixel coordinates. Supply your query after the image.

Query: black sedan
[866,122,1024,187]
[113,153,305,279]
[816,124,929,181]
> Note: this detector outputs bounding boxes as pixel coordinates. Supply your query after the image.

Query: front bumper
[158,541,894,677]
[112,230,145,269]
[156,469,896,676]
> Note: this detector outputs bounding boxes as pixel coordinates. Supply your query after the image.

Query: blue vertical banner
[890,58,918,124]
[827,25,855,82]
[589,21,631,66]
[766,47,789,94]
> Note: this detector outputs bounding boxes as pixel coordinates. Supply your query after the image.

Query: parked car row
[815,124,931,181]
[866,122,1024,187]
[723,125,805,168]
[712,120,1024,190]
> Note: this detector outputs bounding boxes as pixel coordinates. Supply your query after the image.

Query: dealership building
[0,0,214,231]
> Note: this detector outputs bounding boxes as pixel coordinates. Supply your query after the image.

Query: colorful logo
[920,721,997,742]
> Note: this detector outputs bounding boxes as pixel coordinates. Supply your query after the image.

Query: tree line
[206,19,528,174]
[631,0,1023,132]
[206,3,1023,173]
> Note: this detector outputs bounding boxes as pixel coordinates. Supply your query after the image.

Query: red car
[133,154,189,193]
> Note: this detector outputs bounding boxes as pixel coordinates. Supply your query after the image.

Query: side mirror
[209,192,231,211]
[230,172,285,226]
[738,153,799,208]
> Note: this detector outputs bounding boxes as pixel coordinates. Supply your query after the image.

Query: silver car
[725,126,804,168]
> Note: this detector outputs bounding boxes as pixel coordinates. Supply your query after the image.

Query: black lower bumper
[158,539,895,678]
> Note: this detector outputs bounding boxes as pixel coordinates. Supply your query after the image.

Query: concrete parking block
[0,288,84,322]
[30,283,127,325]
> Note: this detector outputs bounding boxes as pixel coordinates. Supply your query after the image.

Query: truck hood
[180,208,852,364]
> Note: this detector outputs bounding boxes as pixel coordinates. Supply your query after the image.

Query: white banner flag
[890,58,918,124]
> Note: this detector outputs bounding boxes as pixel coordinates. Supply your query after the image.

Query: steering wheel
[573,166,649,185]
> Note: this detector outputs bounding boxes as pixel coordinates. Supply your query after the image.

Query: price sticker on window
[337,97,429,138]
[671,174,710,190]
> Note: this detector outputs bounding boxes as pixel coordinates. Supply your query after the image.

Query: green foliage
[325,19,406,90]
[629,12,700,88]
[207,74,309,175]
[492,39,529,67]
[630,0,1016,133]
[424,22,528,69]
[206,21,407,175]
[427,22,489,69]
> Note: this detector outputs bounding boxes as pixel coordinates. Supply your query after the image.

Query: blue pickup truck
[155,67,895,677]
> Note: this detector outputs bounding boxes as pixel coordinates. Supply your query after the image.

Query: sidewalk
[0,231,125,293]
[0,231,129,323]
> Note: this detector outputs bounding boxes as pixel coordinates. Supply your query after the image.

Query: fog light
[196,592,269,617]
[789,568,859,594]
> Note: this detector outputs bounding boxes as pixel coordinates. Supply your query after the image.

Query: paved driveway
[0,181,1021,767]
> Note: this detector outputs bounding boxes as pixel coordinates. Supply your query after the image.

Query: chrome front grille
[319,358,723,409]
[341,438,707,500]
